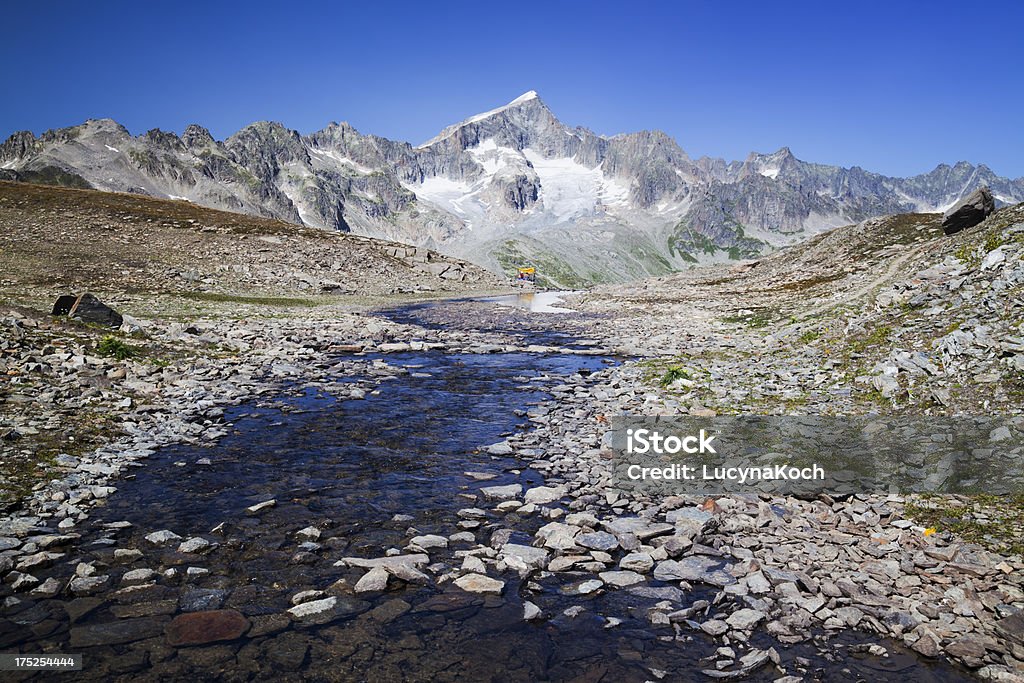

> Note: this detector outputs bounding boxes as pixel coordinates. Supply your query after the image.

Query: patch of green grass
[0,409,122,510]
[954,243,977,265]
[722,308,776,328]
[97,335,138,360]
[667,220,765,262]
[848,324,892,354]
[493,239,594,288]
[628,245,673,272]
[904,494,1024,556]
[798,328,821,344]
[984,232,1006,253]
[857,385,894,407]
[179,292,322,307]
[955,230,1007,267]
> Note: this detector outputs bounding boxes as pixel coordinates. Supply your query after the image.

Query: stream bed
[0,300,974,681]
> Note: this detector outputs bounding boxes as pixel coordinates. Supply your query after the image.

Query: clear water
[0,314,971,681]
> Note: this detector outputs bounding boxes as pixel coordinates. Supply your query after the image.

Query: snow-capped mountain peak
[418,90,546,148]
[2,92,1022,288]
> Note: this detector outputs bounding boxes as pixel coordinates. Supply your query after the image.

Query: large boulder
[942,187,995,235]
[52,293,123,327]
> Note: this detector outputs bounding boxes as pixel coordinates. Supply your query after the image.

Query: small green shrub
[660,365,691,387]
[97,335,138,360]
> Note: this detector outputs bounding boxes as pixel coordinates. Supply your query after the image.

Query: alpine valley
[3,91,1022,286]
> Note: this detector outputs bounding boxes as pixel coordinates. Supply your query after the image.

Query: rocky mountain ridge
[3,93,1023,285]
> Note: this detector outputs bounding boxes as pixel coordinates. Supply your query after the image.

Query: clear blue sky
[2,0,1022,178]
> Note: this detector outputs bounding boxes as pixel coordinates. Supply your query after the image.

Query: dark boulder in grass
[942,187,995,235]
[52,292,123,327]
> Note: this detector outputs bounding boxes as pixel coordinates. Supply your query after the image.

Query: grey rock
[499,543,549,569]
[69,575,110,595]
[654,557,735,586]
[480,484,522,501]
[144,529,182,546]
[599,570,645,587]
[121,568,156,586]
[179,588,228,612]
[453,573,504,594]
[354,566,390,593]
[523,485,565,505]
[701,619,729,636]
[177,537,213,554]
[726,608,767,631]
[287,595,369,625]
[576,531,619,552]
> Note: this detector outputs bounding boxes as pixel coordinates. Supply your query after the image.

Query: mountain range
[3,91,1022,286]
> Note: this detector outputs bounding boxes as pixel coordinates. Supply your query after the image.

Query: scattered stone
[30,577,63,598]
[177,537,213,554]
[619,552,654,573]
[52,292,123,327]
[654,557,735,586]
[701,619,729,636]
[523,601,543,620]
[499,544,549,570]
[485,441,514,456]
[576,531,619,552]
[409,534,448,550]
[121,568,157,586]
[726,608,767,631]
[145,530,182,546]
[354,566,390,593]
[69,575,110,595]
[453,573,505,594]
[287,596,369,625]
[245,499,276,515]
[523,485,566,505]
[599,570,645,587]
[480,484,522,501]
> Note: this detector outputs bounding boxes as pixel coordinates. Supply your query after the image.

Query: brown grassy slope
[0,180,499,314]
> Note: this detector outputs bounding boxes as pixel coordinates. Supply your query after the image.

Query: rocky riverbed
[0,293,1010,682]
[1,192,1023,680]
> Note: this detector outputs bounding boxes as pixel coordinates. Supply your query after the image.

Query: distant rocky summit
[2,92,1022,285]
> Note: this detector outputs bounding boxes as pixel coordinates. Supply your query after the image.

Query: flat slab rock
[453,573,505,594]
[286,596,370,625]
[70,617,168,648]
[653,557,736,586]
[499,543,549,568]
[165,609,250,646]
[339,554,429,569]
[599,570,646,587]
[601,517,674,540]
[480,484,522,501]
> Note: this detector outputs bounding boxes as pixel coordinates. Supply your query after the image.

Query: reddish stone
[165,609,250,646]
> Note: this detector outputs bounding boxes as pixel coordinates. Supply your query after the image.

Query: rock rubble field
[1,183,1023,680]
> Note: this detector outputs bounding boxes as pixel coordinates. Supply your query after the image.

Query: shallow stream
[0,300,971,681]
